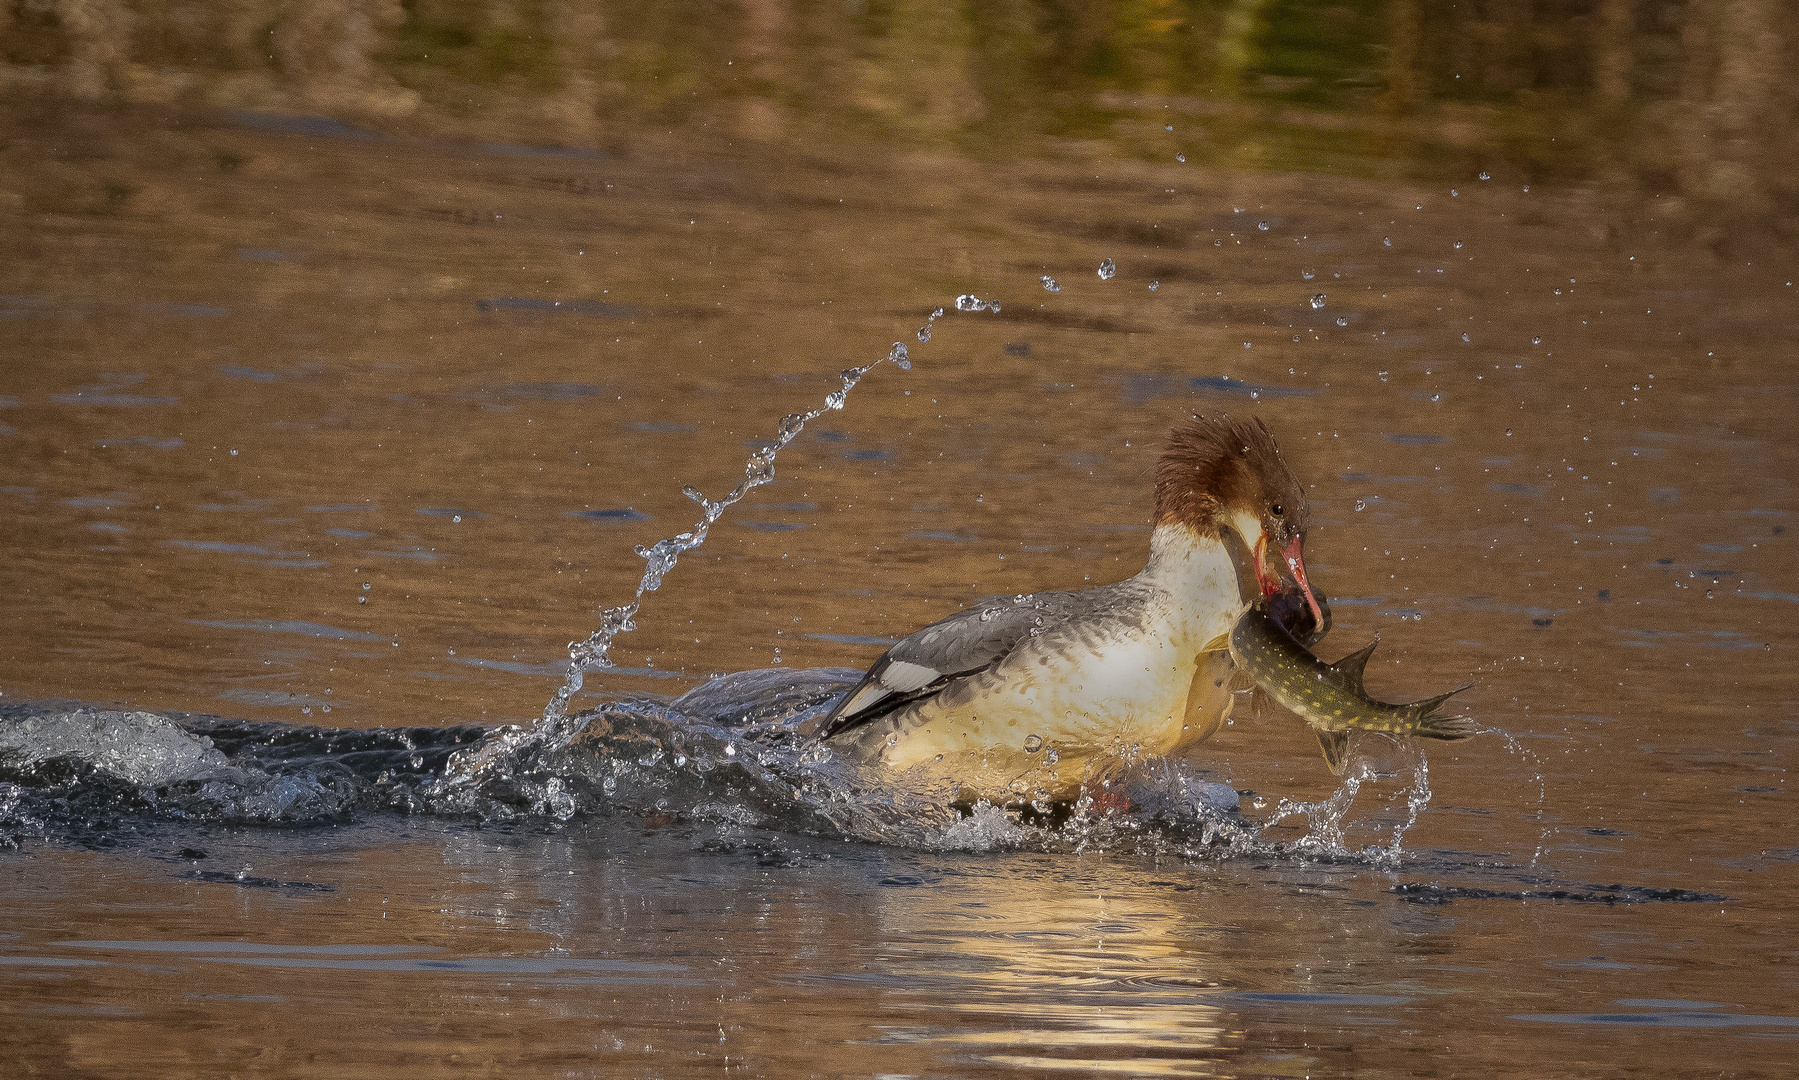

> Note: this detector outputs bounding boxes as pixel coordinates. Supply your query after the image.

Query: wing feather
[816,589,1092,740]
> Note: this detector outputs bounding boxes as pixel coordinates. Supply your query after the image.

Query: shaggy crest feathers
[1153,414,1306,539]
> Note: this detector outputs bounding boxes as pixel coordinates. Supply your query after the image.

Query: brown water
[3,5,1799,1076]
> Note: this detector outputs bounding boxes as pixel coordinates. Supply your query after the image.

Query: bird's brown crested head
[1154,413,1320,620]
[1154,415,1305,538]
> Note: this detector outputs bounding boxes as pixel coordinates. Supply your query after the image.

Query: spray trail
[541,300,1000,739]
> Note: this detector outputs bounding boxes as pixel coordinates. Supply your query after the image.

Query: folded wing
[816,590,1087,739]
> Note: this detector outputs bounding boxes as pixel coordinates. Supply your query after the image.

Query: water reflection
[0,0,1791,212]
[861,868,1239,1073]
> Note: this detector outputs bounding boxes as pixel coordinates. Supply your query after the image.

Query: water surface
[3,6,1797,1077]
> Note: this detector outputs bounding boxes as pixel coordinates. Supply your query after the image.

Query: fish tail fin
[1410,685,1477,741]
[1315,730,1352,775]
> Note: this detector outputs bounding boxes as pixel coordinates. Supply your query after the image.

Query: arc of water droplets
[1263,743,1432,864]
[538,328,946,738]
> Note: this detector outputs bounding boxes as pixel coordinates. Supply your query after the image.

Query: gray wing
[815,589,1092,740]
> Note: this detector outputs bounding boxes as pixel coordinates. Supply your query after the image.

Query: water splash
[3,690,1454,862]
[541,368,878,739]
[534,297,1007,749]
[1484,724,1550,866]
[917,305,944,343]
[1259,738,1434,864]
[1380,743,1433,860]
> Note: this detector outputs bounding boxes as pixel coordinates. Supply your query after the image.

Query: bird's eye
[1270,503,1284,517]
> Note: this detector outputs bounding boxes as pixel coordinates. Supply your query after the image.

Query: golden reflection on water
[866,874,1236,1073]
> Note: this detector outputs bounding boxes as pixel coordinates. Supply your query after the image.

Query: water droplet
[1147,280,1158,291]
[362,582,372,590]
[1431,393,1441,402]
[1505,428,1513,436]
[1450,188,1459,197]
[1310,294,1326,309]
[452,514,461,523]
[956,293,1000,313]
[1554,288,1562,295]
[1257,220,1270,231]
[724,743,737,757]
[1532,336,1542,345]
[1461,332,1470,342]
[1301,268,1316,280]
[1045,748,1060,765]
[1175,152,1186,163]
[1164,124,1173,132]
[1243,341,1252,349]
[1453,240,1463,249]
[1335,315,1348,327]
[1024,734,1044,753]
[1479,171,1491,180]
[1040,275,1060,292]
[1097,258,1116,280]
[888,342,910,370]
[1354,499,1367,512]
[917,324,931,343]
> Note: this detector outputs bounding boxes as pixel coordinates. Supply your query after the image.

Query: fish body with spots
[1228,593,1475,774]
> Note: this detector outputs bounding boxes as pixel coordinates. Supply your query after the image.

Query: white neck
[1136,524,1246,640]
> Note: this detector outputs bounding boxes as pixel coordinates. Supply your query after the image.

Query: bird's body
[815,415,1317,803]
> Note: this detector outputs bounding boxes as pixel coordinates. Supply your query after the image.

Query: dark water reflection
[4,5,1799,1077]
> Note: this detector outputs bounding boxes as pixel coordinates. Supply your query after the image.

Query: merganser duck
[813,415,1320,802]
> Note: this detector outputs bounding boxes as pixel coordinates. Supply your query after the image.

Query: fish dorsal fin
[1315,730,1352,775]
[1327,638,1379,689]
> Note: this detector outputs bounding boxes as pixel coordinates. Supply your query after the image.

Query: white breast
[876,525,1244,774]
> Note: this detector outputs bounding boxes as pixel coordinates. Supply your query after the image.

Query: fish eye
[1270,503,1284,517]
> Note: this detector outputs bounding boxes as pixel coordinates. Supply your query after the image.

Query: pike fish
[1230,589,1476,774]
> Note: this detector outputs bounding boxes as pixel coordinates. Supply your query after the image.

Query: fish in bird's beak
[1253,533,1323,628]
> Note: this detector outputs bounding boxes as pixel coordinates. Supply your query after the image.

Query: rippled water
[5,13,1799,1074]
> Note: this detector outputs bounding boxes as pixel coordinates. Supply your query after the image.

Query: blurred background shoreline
[3,0,1794,234]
